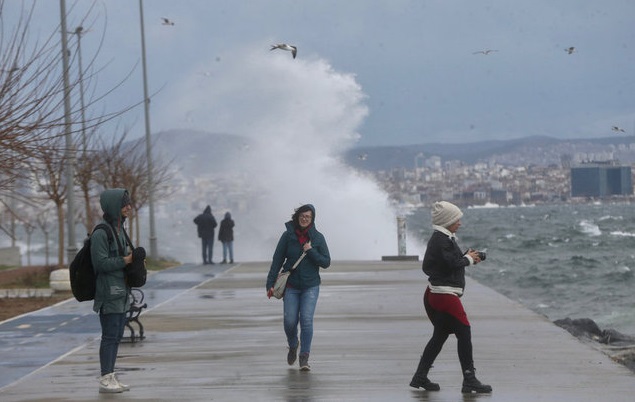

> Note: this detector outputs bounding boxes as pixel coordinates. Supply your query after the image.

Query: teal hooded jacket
[91,188,131,314]
[266,205,331,291]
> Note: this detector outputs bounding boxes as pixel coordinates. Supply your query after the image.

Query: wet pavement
[1,260,634,401]
[0,263,232,390]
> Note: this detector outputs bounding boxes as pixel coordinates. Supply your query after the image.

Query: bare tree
[75,122,103,232]
[0,2,91,251]
[0,1,144,267]
[93,129,175,248]
[0,2,71,192]
[23,220,35,265]
[28,134,68,267]
[36,207,53,266]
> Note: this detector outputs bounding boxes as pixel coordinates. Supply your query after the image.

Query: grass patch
[0,266,56,289]
[146,257,180,271]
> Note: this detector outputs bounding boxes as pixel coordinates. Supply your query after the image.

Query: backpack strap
[93,223,125,257]
[122,227,135,250]
[92,223,113,243]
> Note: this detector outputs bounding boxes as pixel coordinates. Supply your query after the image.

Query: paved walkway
[1,261,634,401]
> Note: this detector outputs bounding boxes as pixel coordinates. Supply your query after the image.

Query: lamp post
[73,26,87,154]
[59,0,77,265]
[138,0,158,259]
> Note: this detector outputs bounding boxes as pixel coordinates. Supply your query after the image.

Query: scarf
[295,225,311,245]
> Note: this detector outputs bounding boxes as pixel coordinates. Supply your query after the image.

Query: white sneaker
[99,373,125,393]
[113,373,130,392]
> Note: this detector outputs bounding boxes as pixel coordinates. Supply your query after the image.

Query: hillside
[145,129,635,174]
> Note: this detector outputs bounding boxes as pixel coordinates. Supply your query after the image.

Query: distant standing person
[218,212,235,264]
[194,205,217,264]
[410,201,492,394]
[92,188,133,393]
[266,204,331,371]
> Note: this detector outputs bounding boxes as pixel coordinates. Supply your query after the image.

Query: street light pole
[138,0,158,259]
[59,0,77,265]
[73,26,87,154]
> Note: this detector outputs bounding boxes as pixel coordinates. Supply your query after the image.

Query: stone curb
[0,288,54,298]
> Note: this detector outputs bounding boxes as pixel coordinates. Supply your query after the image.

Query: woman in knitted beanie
[410,201,492,394]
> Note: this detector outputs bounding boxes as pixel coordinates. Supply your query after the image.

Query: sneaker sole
[299,366,311,371]
[410,382,440,391]
[461,386,492,393]
[99,388,125,394]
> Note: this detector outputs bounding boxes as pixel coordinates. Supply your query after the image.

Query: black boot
[410,368,440,391]
[461,368,492,394]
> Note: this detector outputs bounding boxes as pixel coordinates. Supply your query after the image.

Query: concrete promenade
[1,260,635,401]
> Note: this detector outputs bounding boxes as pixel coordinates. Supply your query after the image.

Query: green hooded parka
[91,188,131,314]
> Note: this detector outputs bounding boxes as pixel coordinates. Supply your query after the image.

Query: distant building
[570,162,633,197]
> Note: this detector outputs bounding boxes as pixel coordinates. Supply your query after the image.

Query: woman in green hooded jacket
[91,188,133,393]
[266,204,331,371]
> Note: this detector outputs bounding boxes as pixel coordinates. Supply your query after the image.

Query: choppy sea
[407,202,635,336]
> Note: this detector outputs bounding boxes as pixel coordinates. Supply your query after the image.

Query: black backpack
[69,223,114,302]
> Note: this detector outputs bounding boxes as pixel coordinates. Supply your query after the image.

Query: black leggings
[417,312,473,372]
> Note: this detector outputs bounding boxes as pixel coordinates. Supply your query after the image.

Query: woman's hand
[123,253,133,265]
[467,249,481,264]
[267,287,274,299]
[303,241,312,252]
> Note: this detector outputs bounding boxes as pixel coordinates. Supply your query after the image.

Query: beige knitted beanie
[431,201,463,228]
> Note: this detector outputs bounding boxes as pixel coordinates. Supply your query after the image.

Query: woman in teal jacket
[91,188,133,393]
[266,204,331,371]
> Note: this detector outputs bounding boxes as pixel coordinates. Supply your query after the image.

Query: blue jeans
[283,285,320,355]
[201,237,214,263]
[99,312,126,376]
[222,241,234,262]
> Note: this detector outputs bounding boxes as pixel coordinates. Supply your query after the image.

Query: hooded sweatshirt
[218,212,234,242]
[91,188,131,314]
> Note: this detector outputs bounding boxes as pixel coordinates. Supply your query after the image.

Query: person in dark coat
[218,212,235,264]
[193,205,217,264]
[266,204,331,371]
[410,201,492,394]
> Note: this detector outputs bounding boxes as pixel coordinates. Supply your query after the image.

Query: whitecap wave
[610,231,635,237]
[579,220,601,236]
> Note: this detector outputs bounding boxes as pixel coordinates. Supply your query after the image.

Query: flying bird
[161,17,175,26]
[565,46,576,54]
[270,43,297,59]
[612,126,626,133]
[473,49,498,55]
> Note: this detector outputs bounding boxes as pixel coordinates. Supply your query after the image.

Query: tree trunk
[82,184,93,232]
[56,202,65,267]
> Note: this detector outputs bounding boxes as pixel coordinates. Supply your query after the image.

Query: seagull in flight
[473,49,498,55]
[612,126,626,133]
[565,46,576,54]
[270,44,297,59]
[161,17,175,26]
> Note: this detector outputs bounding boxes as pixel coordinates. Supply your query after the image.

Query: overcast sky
[10,0,635,147]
